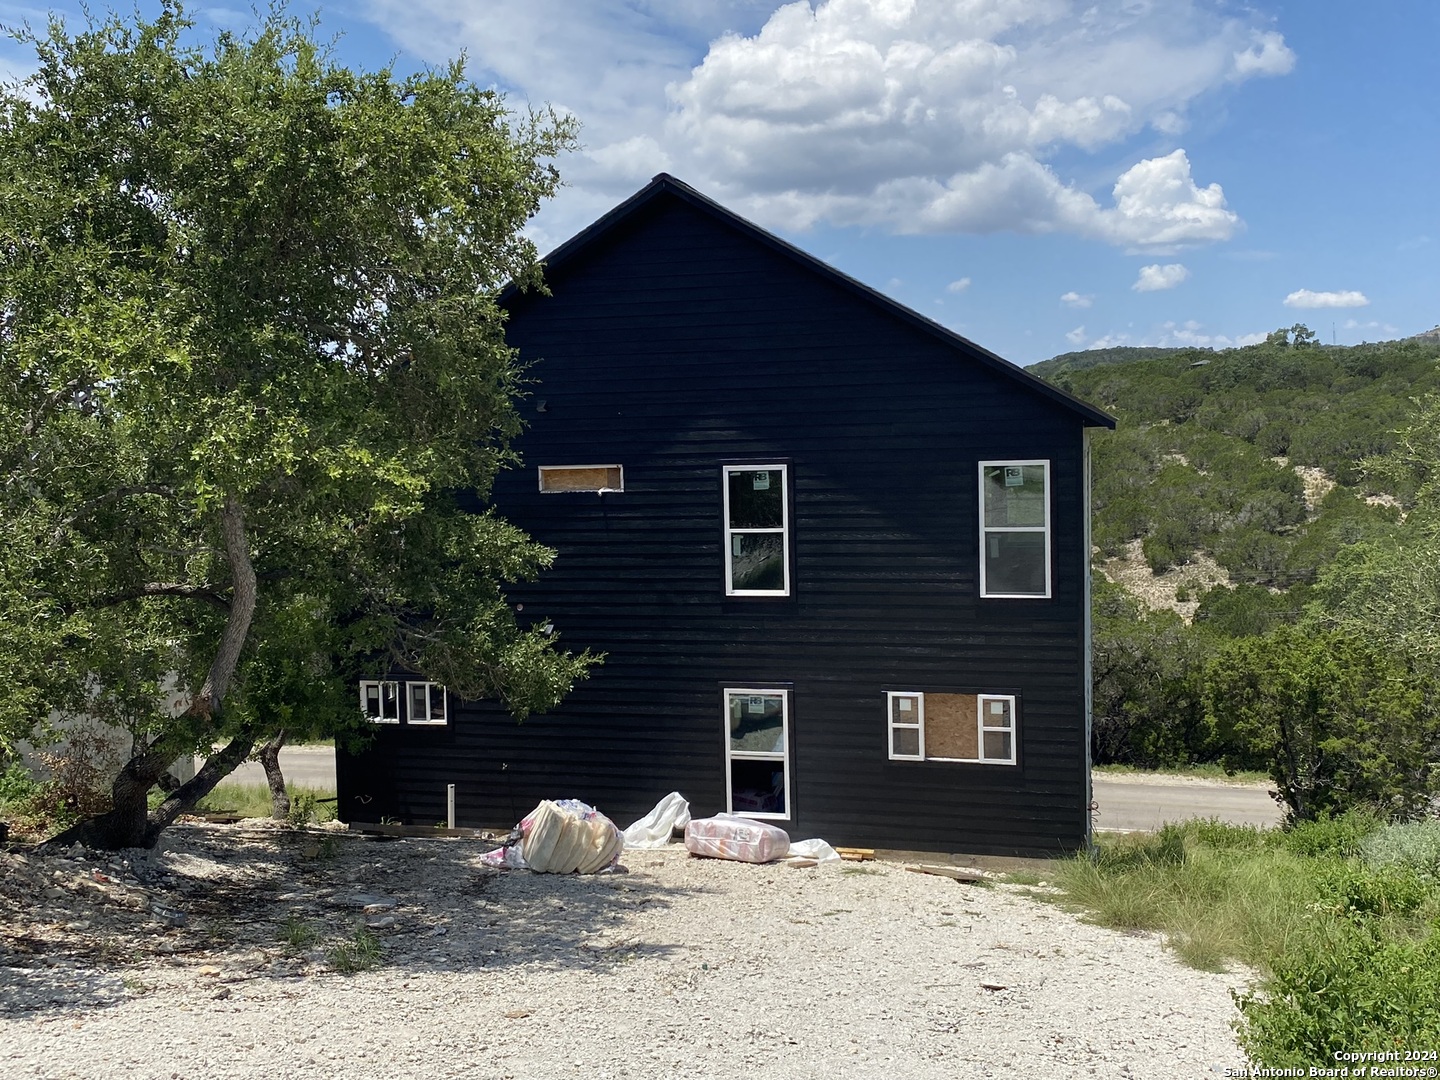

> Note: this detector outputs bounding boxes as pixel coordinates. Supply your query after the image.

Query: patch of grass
[1000,868,1048,886]
[194,783,336,821]
[280,914,319,949]
[1092,762,1271,785]
[839,865,882,876]
[1051,814,1440,1067]
[1056,822,1328,972]
[327,926,383,974]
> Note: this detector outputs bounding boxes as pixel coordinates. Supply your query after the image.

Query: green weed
[327,926,383,974]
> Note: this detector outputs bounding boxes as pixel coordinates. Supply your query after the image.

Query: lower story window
[407,682,448,725]
[359,679,447,725]
[885,691,1016,765]
[725,688,790,819]
[361,680,400,723]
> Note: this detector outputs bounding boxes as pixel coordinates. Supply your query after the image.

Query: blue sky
[3,1,1436,365]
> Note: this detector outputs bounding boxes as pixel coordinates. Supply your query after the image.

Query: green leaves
[0,3,589,833]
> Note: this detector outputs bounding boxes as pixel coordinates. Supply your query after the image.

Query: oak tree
[0,4,595,847]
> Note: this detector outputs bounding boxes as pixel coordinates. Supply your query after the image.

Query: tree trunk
[258,730,289,820]
[45,497,260,851]
[42,740,181,850]
[144,731,258,844]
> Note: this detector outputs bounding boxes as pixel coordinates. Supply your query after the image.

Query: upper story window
[407,682,448,726]
[538,465,623,493]
[979,460,1050,598]
[723,465,789,596]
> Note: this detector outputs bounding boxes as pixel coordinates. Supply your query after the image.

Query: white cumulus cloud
[361,0,1292,249]
[1066,325,1086,346]
[1284,289,1370,309]
[1233,31,1296,79]
[1133,263,1191,292]
[1060,291,1092,309]
[946,277,972,293]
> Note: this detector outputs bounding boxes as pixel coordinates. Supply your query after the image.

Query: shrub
[1276,810,1384,859]
[1361,821,1440,882]
[1205,628,1436,822]
[1310,860,1430,919]
[1235,919,1440,1067]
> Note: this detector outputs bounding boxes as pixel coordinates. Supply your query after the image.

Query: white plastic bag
[684,813,790,863]
[785,838,842,864]
[623,792,691,849]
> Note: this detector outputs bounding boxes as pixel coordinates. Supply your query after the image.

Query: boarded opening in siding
[924,694,978,760]
[538,465,623,492]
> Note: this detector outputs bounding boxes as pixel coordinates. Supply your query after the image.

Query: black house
[336,175,1115,858]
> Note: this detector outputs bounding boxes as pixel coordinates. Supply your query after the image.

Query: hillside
[1045,327,1440,595]
[1026,345,1184,379]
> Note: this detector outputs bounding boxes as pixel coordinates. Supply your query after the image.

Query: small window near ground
[407,682,448,725]
[979,460,1050,598]
[723,465,789,596]
[538,465,623,492]
[883,691,1017,765]
[725,688,790,819]
[360,680,400,724]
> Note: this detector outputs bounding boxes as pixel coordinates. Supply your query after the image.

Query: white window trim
[406,681,448,726]
[886,691,925,761]
[360,680,400,724]
[979,459,1052,599]
[885,691,1018,766]
[722,464,790,597]
[977,694,1018,765]
[537,464,624,493]
[723,687,791,821]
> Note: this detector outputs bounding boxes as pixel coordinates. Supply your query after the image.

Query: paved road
[213,747,1283,832]
[1090,775,1282,831]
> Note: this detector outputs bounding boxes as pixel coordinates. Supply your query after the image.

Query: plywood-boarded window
[538,465,623,493]
[885,691,1017,765]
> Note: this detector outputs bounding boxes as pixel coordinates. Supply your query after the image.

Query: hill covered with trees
[1037,327,1440,817]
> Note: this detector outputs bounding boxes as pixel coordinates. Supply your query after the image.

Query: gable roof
[508,173,1116,429]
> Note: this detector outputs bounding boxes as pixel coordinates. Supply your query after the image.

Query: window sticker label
[749,696,765,712]
[990,700,1006,714]
[752,471,770,490]
[1004,466,1024,487]
[899,698,913,711]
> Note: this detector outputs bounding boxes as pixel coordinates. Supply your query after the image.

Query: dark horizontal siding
[338,195,1093,858]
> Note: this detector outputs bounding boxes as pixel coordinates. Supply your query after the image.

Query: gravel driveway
[1,823,1250,1079]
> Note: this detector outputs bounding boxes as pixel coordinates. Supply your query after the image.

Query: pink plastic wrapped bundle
[684,813,790,863]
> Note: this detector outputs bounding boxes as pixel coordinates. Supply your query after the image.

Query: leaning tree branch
[91,582,232,612]
[53,484,175,542]
[185,496,258,720]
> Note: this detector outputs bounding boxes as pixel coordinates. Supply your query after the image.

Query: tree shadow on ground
[0,824,712,1016]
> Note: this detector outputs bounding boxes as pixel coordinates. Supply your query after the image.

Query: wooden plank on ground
[904,863,988,883]
[835,847,875,861]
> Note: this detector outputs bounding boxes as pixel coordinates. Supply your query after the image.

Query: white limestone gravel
[0,823,1253,1079]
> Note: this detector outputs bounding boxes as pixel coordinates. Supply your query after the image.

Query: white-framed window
[538,464,623,493]
[407,681,448,726]
[724,687,790,820]
[886,691,924,760]
[882,691,1017,766]
[723,465,789,596]
[979,460,1051,598]
[360,680,401,724]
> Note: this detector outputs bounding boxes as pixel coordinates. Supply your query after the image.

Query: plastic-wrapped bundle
[684,813,790,864]
[478,799,622,873]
